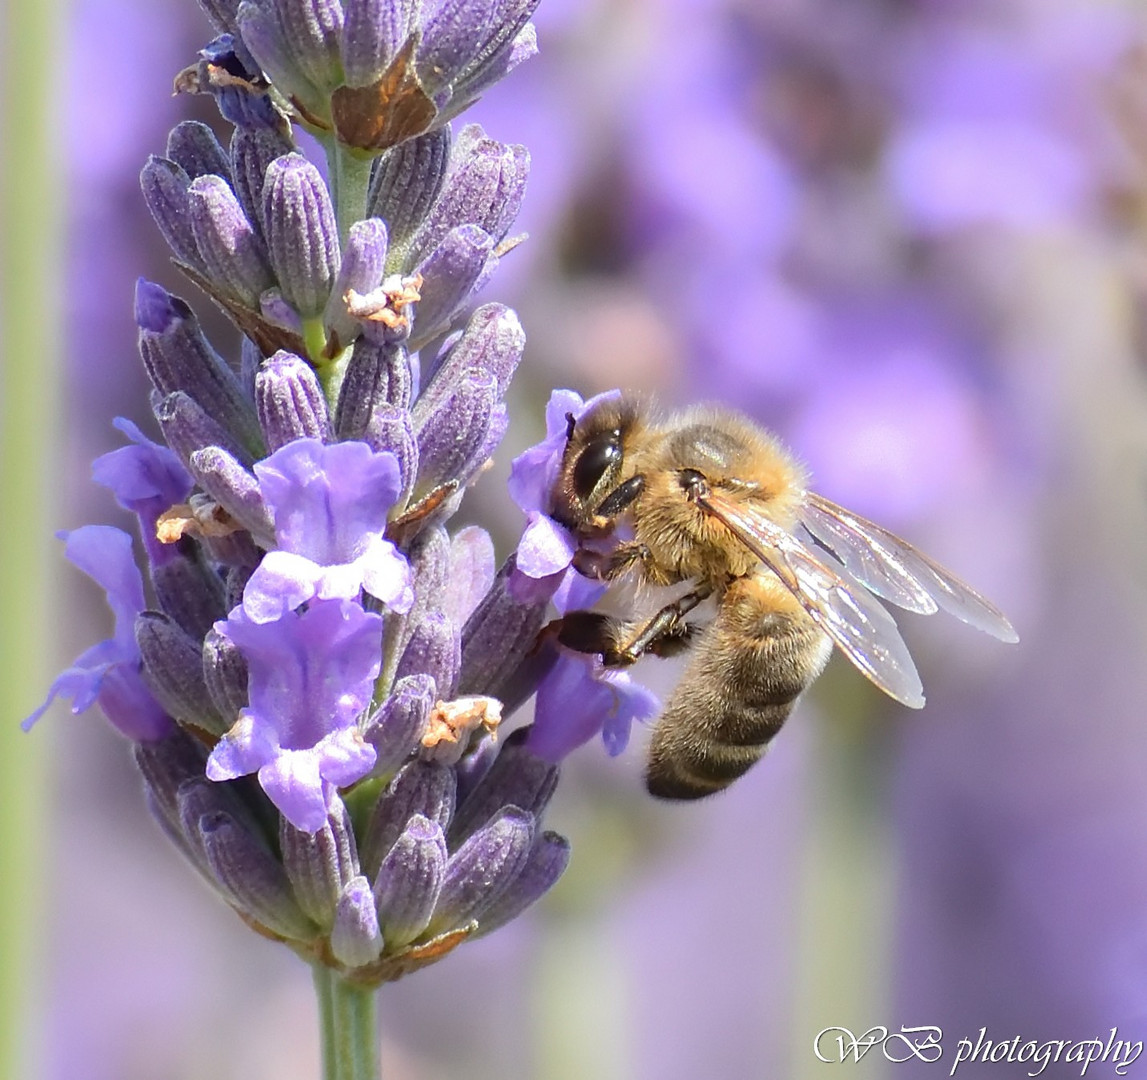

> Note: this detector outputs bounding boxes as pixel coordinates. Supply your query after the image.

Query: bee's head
[551,398,642,531]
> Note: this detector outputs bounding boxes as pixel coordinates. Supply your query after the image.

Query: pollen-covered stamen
[420,695,502,765]
[157,494,245,543]
[345,272,423,331]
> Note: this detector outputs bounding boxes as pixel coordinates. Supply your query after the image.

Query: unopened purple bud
[237,1,326,119]
[324,218,389,351]
[262,154,340,318]
[280,799,359,925]
[198,0,242,34]
[458,555,547,706]
[411,128,528,258]
[341,0,417,87]
[428,806,534,936]
[372,814,447,948]
[410,225,495,349]
[367,127,451,248]
[136,281,263,454]
[395,612,460,700]
[449,726,558,847]
[413,371,498,492]
[151,551,228,641]
[362,673,434,781]
[402,526,449,633]
[420,304,524,406]
[361,760,455,878]
[140,157,203,268]
[416,0,496,97]
[255,349,331,450]
[199,810,318,941]
[167,120,233,183]
[185,445,275,542]
[364,405,417,501]
[230,126,295,237]
[155,392,252,475]
[335,340,412,441]
[134,732,212,825]
[473,830,569,936]
[274,0,344,92]
[136,612,226,734]
[203,626,249,718]
[448,1,539,109]
[188,174,275,307]
[330,876,383,966]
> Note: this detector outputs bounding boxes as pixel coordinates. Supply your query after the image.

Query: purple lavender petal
[528,649,660,762]
[207,598,382,831]
[514,512,576,579]
[442,526,495,626]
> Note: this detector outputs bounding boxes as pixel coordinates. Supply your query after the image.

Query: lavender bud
[363,673,434,781]
[255,349,331,450]
[450,727,558,847]
[280,799,359,925]
[367,127,451,249]
[134,732,211,826]
[442,526,495,626]
[237,1,326,121]
[203,626,249,718]
[396,613,461,700]
[198,0,242,35]
[155,392,252,474]
[323,218,389,352]
[372,814,447,947]
[474,831,570,936]
[274,0,344,92]
[167,120,233,183]
[418,304,524,411]
[136,612,225,733]
[140,157,203,268]
[413,371,498,492]
[428,806,534,936]
[340,0,417,87]
[239,336,262,399]
[458,555,548,706]
[361,760,456,878]
[199,810,317,941]
[230,125,295,237]
[151,551,228,641]
[262,154,340,318]
[402,526,450,636]
[416,0,497,97]
[335,340,412,440]
[330,876,383,967]
[136,281,263,455]
[453,1,539,93]
[186,445,275,541]
[188,174,275,307]
[410,127,528,259]
[410,225,495,348]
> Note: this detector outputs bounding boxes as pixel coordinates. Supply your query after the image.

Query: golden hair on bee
[548,394,1017,800]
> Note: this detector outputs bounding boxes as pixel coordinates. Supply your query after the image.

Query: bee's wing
[696,490,926,708]
[799,493,1018,642]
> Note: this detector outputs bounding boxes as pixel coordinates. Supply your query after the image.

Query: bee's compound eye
[572,430,623,500]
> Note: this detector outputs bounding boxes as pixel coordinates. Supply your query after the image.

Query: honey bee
[547,397,1018,800]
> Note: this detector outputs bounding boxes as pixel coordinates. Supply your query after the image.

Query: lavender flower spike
[28,0,581,1060]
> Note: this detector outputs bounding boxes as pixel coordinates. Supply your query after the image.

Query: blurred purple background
[34,0,1147,1076]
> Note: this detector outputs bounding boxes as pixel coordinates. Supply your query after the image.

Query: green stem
[327,142,375,246]
[313,965,381,1080]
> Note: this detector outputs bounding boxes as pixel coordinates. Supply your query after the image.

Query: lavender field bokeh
[22,0,1147,1077]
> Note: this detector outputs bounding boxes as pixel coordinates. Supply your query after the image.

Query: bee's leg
[594,475,645,519]
[550,587,710,667]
